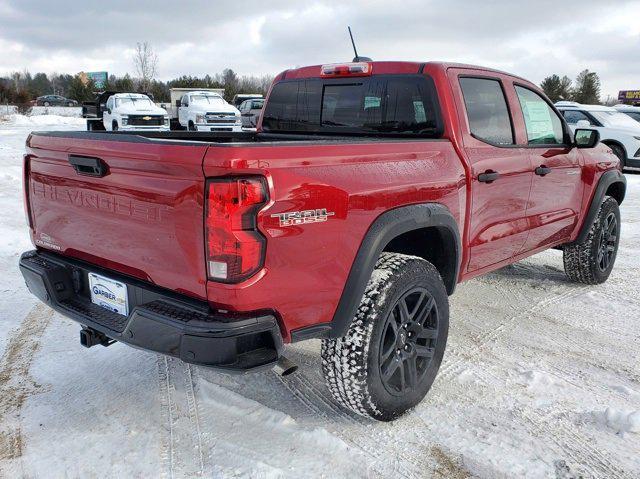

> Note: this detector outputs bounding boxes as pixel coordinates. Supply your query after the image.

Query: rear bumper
[19,250,283,373]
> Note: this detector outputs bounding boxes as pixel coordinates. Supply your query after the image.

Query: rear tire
[68,102,74,107]
[563,196,620,284]
[43,101,50,107]
[321,252,449,421]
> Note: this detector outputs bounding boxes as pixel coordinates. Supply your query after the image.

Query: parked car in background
[238,98,264,129]
[556,101,640,169]
[36,95,77,107]
[232,93,263,108]
[613,104,640,123]
[102,93,169,131]
[178,91,242,131]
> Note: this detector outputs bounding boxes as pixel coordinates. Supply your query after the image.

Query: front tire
[563,196,621,284]
[188,121,196,131]
[321,253,449,421]
[43,101,50,107]
[608,144,626,170]
[112,121,118,131]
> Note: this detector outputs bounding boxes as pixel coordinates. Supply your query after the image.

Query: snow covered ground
[0,116,638,478]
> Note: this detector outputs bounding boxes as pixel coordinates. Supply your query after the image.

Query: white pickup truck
[102,93,169,131]
[177,91,242,132]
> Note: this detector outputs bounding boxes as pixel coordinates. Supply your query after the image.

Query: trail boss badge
[271,208,335,227]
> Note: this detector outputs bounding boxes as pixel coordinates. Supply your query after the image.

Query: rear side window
[459,77,513,145]
[562,110,594,125]
[515,86,564,145]
[262,75,441,136]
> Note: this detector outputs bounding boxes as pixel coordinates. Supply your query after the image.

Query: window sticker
[523,101,554,140]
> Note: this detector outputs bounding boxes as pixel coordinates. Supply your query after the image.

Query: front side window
[262,75,440,136]
[459,77,513,145]
[562,110,593,125]
[515,86,564,145]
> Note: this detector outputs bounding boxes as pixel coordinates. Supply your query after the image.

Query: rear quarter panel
[203,140,466,340]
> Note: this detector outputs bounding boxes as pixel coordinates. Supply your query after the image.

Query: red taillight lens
[205,177,268,283]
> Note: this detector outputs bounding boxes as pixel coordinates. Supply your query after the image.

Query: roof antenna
[348,26,372,62]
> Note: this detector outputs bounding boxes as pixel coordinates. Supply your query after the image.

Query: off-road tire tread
[320,252,441,419]
[563,196,619,284]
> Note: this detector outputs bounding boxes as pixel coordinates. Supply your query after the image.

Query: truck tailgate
[26,133,209,300]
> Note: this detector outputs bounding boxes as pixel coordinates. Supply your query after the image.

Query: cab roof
[278,60,533,84]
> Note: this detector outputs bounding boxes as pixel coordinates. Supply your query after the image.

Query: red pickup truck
[20,61,626,421]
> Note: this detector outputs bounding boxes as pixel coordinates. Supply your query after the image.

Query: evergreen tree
[540,74,573,102]
[572,70,601,104]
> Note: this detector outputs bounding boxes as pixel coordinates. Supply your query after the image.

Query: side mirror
[106,108,112,114]
[574,129,600,148]
[576,119,591,128]
[176,100,181,108]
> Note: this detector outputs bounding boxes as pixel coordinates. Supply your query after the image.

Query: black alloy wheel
[597,212,618,272]
[379,287,439,396]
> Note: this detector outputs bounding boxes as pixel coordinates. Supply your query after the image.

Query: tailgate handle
[69,155,109,177]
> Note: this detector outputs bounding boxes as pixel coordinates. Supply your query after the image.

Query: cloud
[0,0,638,97]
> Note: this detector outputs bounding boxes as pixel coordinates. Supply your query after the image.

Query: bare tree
[133,42,158,91]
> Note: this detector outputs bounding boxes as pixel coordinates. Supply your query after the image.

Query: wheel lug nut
[404,345,410,351]
[407,332,413,338]
[396,348,401,355]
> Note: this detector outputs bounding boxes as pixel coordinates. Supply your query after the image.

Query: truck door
[103,96,114,130]
[451,72,533,272]
[512,85,584,252]
[178,94,188,126]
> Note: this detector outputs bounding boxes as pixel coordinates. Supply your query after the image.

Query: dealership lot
[0,116,637,478]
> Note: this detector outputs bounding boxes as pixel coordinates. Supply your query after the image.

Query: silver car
[239,99,264,129]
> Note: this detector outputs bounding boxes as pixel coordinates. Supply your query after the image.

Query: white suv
[103,93,169,131]
[178,91,242,132]
[555,101,640,169]
[613,104,640,124]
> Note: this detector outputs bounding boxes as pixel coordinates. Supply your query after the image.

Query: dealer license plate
[88,272,129,316]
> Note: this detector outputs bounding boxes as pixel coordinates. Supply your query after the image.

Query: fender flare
[570,169,626,245]
[290,203,461,341]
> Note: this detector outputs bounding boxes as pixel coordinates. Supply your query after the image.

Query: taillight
[205,177,268,283]
[320,62,372,77]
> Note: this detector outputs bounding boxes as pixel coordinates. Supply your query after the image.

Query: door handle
[478,170,500,183]
[535,165,552,176]
[69,155,109,177]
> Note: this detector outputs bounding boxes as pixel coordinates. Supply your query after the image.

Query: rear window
[262,75,441,136]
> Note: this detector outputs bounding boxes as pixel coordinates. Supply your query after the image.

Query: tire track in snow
[516,406,631,479]
[157,356,205,478]
[437,286,590,383]
[275,371,436,478]
[0,303,53,465]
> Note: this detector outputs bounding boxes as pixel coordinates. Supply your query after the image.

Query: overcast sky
[1,0,639,99]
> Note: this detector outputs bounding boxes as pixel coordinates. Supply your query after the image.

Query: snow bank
[0,105,18,116]
[2,113,85,127]
[29,106,82,117]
